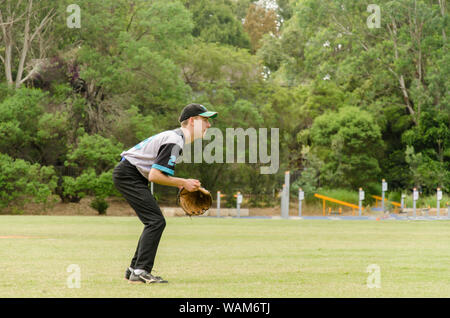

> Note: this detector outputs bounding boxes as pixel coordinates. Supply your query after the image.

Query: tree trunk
[438,0,447,45]
[0,0,55,88]
[0,9,14,86]
[388,16,418,126]
[15,0,33,89]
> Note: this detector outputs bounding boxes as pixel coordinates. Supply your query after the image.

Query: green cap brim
[199,111,218,119]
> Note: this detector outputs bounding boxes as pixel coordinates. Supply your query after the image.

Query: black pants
[112,159,166,273]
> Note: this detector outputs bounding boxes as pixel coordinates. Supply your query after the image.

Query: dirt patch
[0,236,41,239]
[2,196,136,217]
[3,196,284,216]
[2,196,371,217]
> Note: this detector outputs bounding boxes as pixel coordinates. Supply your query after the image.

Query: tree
[52,0,194,133]
[57,133,123,206]
[0,153,57,211]
[188,0,251,49]
[243,3,279,53]
[257,0,448,191]
[0,87,46,160]
[0,0,56,88]
[175,41,262,95]
[310,106,384,188]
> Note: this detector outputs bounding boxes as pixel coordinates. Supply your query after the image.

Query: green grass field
[0,215,449,298]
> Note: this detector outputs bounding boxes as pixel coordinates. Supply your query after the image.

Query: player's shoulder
[155,129,184,146]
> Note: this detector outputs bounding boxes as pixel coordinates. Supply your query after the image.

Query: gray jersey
[120,128,185,179]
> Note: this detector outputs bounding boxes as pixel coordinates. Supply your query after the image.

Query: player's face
[192,116,211,139]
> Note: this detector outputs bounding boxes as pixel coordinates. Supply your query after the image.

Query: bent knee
[146,216,165,229]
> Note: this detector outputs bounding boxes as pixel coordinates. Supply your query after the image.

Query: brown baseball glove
[177,187,212,216]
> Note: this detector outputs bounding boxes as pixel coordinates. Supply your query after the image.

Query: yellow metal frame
[314,193,363,216]
[372,195,401,213]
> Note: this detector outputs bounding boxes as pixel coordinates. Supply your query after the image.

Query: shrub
[60,169,119,214]
[90,197,109,215]
[0,154,57,212]
[65,133,123,174]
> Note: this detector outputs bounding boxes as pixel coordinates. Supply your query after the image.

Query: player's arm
[148,168,200,192]
[149,142,200,192]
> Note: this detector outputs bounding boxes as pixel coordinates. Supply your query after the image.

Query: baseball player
[112,103,218,284]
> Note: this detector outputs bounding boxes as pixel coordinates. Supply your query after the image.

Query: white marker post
[359,188,365,217]
[151,182,154,195]
[217,191,221,217]
[285,171,290,217]
[236,192,242,218]
[298,188,304,217]
[281,184,287,218]
[401,193,406,211]
[413,188,419,217]
[448,202,450,219]
[437,188,442,217]
[381,179,387,212]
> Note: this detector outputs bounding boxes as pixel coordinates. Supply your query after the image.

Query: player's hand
[183,179,201,192]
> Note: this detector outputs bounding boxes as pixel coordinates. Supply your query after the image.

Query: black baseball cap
[179,103,218,122]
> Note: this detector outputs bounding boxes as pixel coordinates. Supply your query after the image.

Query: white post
[281,184,287,218]
[413,188,418,217]
[217,191,221,217]
[401,193,406,211]
[285,171,290,218]
[151,182,154,195]
[437,188,442,217]
[298,188,304,217]
[236,192,242,218]
[381,179,387,212]
[448,202,450,219]
[359,188,365,217]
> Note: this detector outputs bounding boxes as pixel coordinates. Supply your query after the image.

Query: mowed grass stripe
[0,216,448,297]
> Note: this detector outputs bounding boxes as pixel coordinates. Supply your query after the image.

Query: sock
[134,269,146,275]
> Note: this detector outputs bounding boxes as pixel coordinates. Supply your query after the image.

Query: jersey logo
[168,155,176,167]
[133,136,153,150]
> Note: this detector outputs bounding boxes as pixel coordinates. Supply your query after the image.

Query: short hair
[180,119,189,127]
[181,116,205,127]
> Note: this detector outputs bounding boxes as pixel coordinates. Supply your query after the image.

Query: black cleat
[129,270,168,284]
[125,267,134,280]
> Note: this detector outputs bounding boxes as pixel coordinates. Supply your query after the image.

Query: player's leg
[131,190,166,273]
[113,159,168,283]
[123,187,167,283]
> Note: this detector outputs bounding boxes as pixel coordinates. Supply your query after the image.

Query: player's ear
[189,116,200,127]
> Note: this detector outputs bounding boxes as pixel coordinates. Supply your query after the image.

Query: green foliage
[90,197,109,215]
[403,193,450,210]
[0,0,447,211]
[313,188,359,206]
[58,134,122,211]
[189,0,251,49]
[0,88,47,159]
[291,146,323,197]
[61,170,94,202]
[405,146,449,193]
[0,88,72,166]
[65,134,123,174]
[175,41,261,94]
[58,0,194,123]
[61,169,118,213]
[111,106,158,148]
[310,106,383,188]
[35,111,71,165]
[0,154,57,211]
